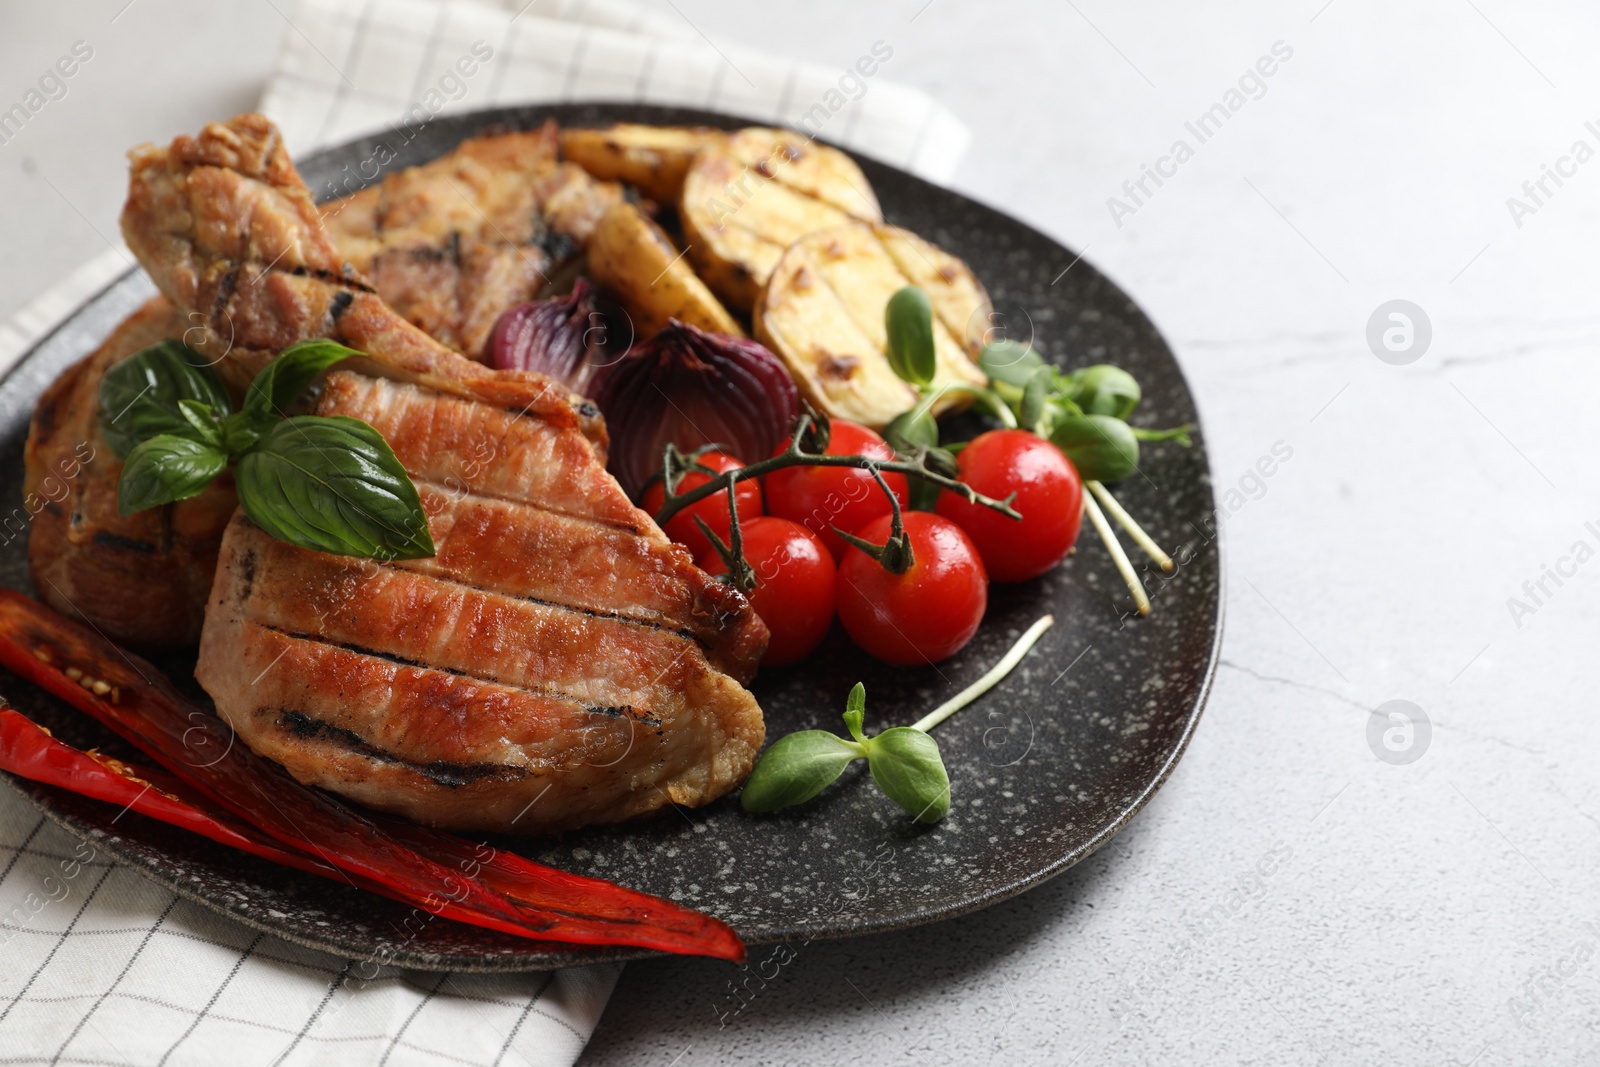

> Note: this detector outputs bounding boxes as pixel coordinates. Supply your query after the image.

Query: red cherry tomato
[763,421,908,561]
[835,512,987,666]
[641,451,762,561]
[700,517,836,666]
[936,429,1083,583]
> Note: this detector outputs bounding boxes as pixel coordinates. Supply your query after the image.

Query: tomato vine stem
[650,413,1021,530]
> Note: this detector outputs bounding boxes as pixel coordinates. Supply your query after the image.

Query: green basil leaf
[1050,414,1140,483]
[740,730,864,813]
[176,399,224,449]
[885,286,937,388]
[98,340,231,457]
[221,412,262,456]
[243,340,362,426]
[1073,364,1142,420]
[978,340,1044,388]
[235,415,435,560]
[117,435,228,515]
[865,727,951,823]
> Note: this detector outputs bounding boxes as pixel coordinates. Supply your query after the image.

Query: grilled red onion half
[592,322,800,498]
[488,279,621,396]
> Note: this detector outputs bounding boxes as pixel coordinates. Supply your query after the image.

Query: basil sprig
[741,683,952,823]
[100,339,435,561]
[98,340,232,457]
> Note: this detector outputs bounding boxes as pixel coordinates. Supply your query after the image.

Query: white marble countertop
[4,2,1599,1063]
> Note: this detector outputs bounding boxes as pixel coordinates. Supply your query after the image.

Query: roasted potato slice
[719,127,882,218]
[754,224,990,429]
[585,201,743,340]
[559,123,726,204]
[681,128,882,311]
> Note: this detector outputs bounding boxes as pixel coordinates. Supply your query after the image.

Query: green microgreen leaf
[740,619,1052,824]
[739,730,865,813]
[1019,367,1052,435]
[885,286,937,388]
[1050,414,1140,483]
[978,339,1044,388]
[884,406,939,453]
[864,727,951,823]
[843,682,867,742]
[1072,364,1142,420]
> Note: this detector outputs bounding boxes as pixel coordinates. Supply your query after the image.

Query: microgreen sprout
[740,615,1055,822]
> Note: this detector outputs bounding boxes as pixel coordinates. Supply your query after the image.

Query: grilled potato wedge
[754,223,990,429]
[559,123,726,204]
[681,128,882,311]
[586,201,743,339]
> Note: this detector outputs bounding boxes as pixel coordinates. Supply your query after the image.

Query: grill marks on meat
[29,118,624,652]
[328,372,765,675]
[121,114,765,833]
[320,122,623,359]
[24,297,238,650]
[199,372,766,832]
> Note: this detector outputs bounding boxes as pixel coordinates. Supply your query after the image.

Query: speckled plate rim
[0,102,1223,971]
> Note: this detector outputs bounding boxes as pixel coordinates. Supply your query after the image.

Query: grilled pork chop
[27,124,620,650]
[24,297,237,650]
[320,121,622,359]
[120,113,766,832]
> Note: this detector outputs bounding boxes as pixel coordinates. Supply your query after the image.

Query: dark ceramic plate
[0,104,1220,972]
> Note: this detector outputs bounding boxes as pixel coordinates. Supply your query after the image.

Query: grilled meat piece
[26,122,624,653]
[122,114,765,833]
[23,297,238,650]
[321,121,623,359]
[200,371,764,831]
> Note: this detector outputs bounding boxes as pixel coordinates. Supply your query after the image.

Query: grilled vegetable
[753,223,990,429]
[585,201,743,339]
[680,128,882,310]
[487,279,614,395]
[559,123,726,203]
[0,707,341,877]
[593,322,798,498]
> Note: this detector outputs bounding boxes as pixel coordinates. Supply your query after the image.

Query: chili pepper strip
[0,590,744,961]
[0,707,336,876]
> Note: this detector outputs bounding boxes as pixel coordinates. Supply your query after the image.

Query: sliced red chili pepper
[0,707,336,876]
[0,590,744,962]
[0,708,706,951]
[0,709,630,943]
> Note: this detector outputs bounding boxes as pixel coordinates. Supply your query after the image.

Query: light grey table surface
[4,2,1599,1064]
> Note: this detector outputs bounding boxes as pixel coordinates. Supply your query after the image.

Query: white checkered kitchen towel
[0,1,971,1063]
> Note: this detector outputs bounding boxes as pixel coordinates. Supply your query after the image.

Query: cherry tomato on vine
[835,512,987,666]
[700,517,836,666]
[641,451,762,561]
[763,421,908,562]
[936,429,1083,583]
